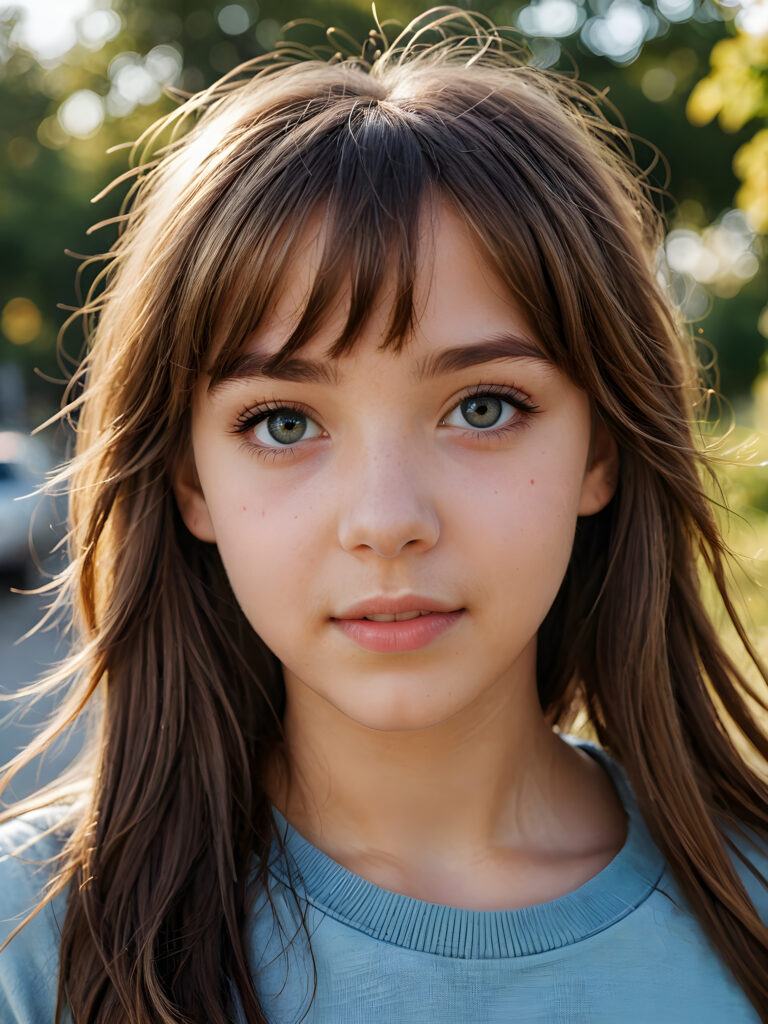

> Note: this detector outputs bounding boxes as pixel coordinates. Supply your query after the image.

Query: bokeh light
[663,209,761,320]
[78,8,121,50]
[641,66,676,101]
[106,45,182,117]
[7,0,91,64]
[581,0,659,64]
[516,0,584,37]
[255,18,280,49]
[656,0,696,21]
[217,4,253,35]
[1,298,42,345]
[736,0,768,35]
[57,89,104,138]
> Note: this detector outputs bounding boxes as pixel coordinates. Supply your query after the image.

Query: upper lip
[333,595,462,619]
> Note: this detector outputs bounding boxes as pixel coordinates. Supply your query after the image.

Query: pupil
[462,395,502,428]
[267,411,307,444]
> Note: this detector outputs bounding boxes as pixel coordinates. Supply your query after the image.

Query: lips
[333,595,462,620]
[331,596,465,653]
[362,610,431,622]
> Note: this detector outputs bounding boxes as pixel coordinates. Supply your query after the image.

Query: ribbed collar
[267,736,666,959]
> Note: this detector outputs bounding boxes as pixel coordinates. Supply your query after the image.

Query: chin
[334,687,472,733]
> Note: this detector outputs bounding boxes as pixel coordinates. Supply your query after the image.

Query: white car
[0,431,57,585]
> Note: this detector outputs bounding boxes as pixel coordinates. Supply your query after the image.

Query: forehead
[207,198,544,384]
[201,203,554,406]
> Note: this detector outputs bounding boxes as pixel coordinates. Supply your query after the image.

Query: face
[175,204,617,732]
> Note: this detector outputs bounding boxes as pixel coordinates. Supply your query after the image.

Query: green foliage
[704,448,768,664]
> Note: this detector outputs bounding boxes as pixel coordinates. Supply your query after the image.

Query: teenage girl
[1,9,767,1023]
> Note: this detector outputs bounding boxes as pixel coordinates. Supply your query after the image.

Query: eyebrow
[207,331,548,394]
[208,352,339,393]
[415,333,548,381]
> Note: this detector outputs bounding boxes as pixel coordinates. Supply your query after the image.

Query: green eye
[459,396,504,428]
[444,394,518,431]
[267,412,307,444]
[253,408,322,447]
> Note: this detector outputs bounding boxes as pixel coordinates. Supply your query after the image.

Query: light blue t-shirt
[1,737,767,1023]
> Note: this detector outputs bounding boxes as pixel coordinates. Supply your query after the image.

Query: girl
[1,8,767,1023]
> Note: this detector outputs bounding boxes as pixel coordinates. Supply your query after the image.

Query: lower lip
[331,611,464,653]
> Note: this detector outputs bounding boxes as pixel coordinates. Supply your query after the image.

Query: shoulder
[0,802,74,904]
[0,801,73,850]
[0,804,75,1024]
[561,733,768,921]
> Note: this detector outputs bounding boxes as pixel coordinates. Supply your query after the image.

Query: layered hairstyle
[1,8,767,1022]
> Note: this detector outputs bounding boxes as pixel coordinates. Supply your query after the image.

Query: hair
[1,7,767,1022]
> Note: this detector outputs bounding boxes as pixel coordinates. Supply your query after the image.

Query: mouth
[358,610,435,622]
[333,595,462,620]
[330,604,465,653]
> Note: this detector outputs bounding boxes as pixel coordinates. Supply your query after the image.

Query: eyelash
[230,384,540,462]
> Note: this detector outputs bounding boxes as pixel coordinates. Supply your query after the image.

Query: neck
[266,648,620,872]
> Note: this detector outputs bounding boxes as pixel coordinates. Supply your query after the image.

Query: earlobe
[172,453,217,543]
[577,421,619,517]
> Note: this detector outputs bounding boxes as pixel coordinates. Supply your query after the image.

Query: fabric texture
[1,735,766,1023]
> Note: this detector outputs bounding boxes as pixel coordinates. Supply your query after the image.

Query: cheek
[202,465,325,636]
[465,444,585,618]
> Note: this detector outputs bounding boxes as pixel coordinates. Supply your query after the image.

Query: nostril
[336,482,441,558]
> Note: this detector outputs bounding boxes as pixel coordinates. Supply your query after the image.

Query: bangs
[204,96,436,387]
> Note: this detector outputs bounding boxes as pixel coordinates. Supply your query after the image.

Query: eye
[443,392,521,431]
[251,407,323,447]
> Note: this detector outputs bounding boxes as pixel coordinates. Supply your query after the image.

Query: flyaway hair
[1,8,767,1022]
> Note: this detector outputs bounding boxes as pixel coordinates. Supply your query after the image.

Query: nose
[337,442,440,559]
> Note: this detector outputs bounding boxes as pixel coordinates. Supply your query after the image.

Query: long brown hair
[2,9,767,1022]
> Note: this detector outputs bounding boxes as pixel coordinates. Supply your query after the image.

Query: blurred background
[1,0,767,798]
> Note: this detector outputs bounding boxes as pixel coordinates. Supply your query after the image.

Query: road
[0,570,85,802]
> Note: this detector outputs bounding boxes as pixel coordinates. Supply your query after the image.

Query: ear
[172,451,217,543]
[577,419,619,517]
